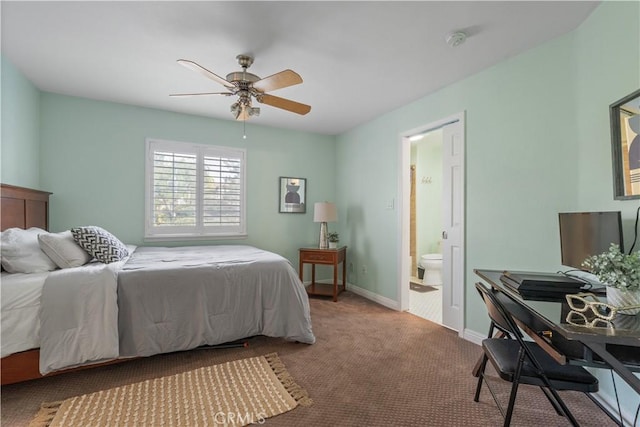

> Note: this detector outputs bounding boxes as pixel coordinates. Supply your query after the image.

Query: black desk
[474,269,640,395]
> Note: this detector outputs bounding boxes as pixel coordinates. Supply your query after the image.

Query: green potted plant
[327,232,339,249]
[582,244,640,315]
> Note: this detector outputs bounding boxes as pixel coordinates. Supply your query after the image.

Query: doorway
[398,112,465,335]
[409,129,444,325]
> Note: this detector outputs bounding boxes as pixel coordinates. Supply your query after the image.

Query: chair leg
[540,386,564,416]
[503,350,526,427]
[530,366,581,426]
[542,383,581,427]
[474,354,489,402]
[503,380,520,427]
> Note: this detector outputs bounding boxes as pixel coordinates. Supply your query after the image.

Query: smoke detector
[446,31,467,47]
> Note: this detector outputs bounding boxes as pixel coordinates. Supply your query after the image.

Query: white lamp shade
[313,202,337,222]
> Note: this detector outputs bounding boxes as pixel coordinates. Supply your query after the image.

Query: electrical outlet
[349,262,354,273]
[361,265,367,275]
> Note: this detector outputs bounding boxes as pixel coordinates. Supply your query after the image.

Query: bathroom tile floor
[409,276,442,325]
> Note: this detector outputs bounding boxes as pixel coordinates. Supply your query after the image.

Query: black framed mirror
[610,89,640,200]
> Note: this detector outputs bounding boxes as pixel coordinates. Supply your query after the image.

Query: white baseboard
[345,283,400,310]
[302,280,399,310]
[463,328,484,346]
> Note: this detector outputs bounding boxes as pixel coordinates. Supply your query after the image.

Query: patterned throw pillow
[71,226,129,264]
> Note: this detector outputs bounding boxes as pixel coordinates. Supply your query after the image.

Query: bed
[1,184,315,385]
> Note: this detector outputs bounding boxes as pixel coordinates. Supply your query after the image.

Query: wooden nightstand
[299,246,347,302]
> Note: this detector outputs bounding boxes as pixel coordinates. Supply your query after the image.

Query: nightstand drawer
[300,251,336,263]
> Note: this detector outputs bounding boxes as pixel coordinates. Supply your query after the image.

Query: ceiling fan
[171,55,311,121]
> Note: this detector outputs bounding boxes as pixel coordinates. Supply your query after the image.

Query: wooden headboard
[1,184,52,231]
[0,184,52,385]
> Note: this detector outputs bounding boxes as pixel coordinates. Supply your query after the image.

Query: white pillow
[1,227,58,273]
[38,230,92,269]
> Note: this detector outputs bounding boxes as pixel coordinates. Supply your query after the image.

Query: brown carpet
[2,292,617,426]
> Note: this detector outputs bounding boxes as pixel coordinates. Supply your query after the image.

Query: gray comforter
[39,245,314,374]
[117,245,315,357]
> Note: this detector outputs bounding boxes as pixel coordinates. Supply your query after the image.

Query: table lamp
[313,202,337,249]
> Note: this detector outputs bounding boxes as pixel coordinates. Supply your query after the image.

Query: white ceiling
[1,1,599,136]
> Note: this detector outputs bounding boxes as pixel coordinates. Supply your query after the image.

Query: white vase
[329,241,338,249]
[606,286,640,315]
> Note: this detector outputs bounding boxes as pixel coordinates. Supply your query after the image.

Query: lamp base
[318,222,328,249]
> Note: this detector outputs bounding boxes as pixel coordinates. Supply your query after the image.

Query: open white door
[441,118,464,332]
[399,112,465,334]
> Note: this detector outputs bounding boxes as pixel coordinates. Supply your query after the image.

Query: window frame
[144,138,247,241]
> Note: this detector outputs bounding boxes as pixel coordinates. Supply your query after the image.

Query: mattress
[1,271,49,357]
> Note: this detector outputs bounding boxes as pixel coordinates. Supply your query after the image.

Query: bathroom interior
[409,128,443,325]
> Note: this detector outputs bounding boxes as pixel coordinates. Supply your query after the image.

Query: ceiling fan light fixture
[174,55,311,122]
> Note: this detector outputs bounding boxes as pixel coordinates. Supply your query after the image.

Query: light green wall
[574,0,640,221]
[337,13,579,301]
[338,0,638,323]
[39,93,336,265]
[1,56,41,188]
[572,2,640,416]
[337,1,639,418]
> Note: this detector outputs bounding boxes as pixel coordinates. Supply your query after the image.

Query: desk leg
[584,342,640,395]
[311,264,316,293]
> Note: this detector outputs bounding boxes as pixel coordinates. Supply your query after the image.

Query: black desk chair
[473,282,599,427]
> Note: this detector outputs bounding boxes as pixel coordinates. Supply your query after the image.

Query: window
[145,138,246,240]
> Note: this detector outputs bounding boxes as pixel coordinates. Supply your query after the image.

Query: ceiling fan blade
[177,59,234,88]
[258,94,311,115]
[252,69,302,92]
[170,92,233,97]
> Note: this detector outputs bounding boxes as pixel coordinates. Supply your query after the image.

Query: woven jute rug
[29,353,312,426]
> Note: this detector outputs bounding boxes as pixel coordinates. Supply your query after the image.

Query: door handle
[442,231,448,239]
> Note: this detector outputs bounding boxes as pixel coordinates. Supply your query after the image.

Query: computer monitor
[559,211,623,270]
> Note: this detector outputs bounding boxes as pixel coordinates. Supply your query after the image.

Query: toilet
[420,253,443,286]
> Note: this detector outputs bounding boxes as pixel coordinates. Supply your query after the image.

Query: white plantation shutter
[203,155,242,227]
[145,139,246,239]
[153,151,197,226]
